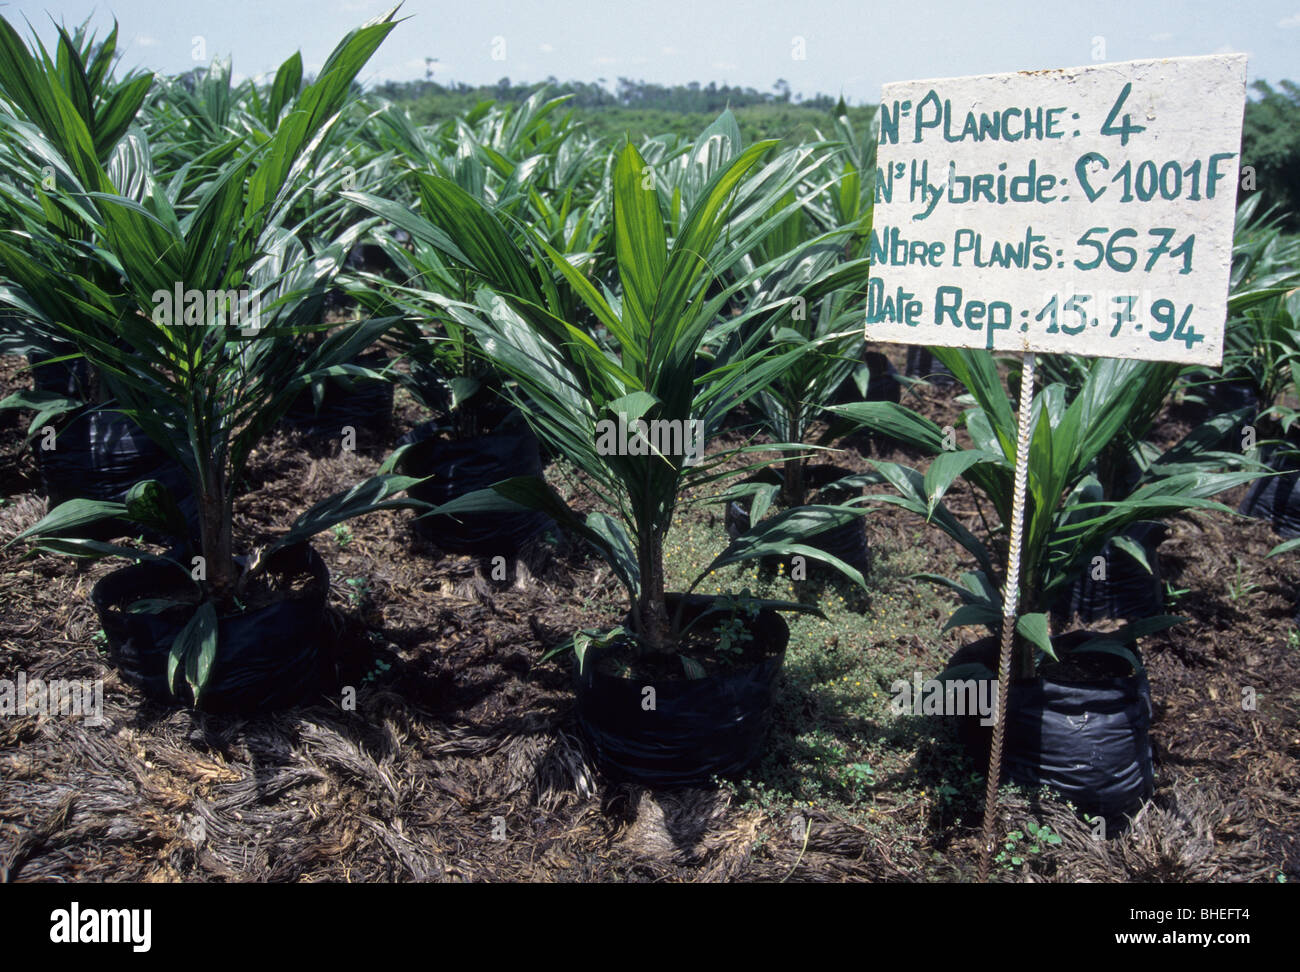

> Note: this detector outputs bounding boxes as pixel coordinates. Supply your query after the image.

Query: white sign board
[866,55,1247,366]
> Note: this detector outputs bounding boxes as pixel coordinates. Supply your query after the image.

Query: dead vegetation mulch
[0,352,1296,883]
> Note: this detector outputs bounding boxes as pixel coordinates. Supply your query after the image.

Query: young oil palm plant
[1,10,421,706]
[715,203,879,579]
[740,230,872,503]
[0,15,154,420]
[380,137,870,666]
[803,99,875,260]
[834,349,1265,823]
[830,348,1261,677]
[327,214,554,555]
[1214,195,1300,420]
[0,16,152,169]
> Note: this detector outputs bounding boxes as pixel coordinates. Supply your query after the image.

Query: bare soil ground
[0,352,1296,882]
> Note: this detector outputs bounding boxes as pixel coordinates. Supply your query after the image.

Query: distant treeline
[1242,80,1300,231]
[369,76,1300,229]
[369,76,841,113]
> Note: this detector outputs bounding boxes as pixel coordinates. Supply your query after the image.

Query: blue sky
[5,0,1298,103]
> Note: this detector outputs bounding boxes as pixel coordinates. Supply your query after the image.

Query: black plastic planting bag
[1053,522,1167,623]
[1238,445,1300,538]
[948,638,1154,823]
[863,351,902,404]
[27,351,91,399]
[576,596,789,786]
[1202,377,1258,415]
[323,234,409,313]
[1001,674,1154,821]
[906,346,957,386]
[833,350,902,405]
[1186,367,1258,420]
[725,465,871,578]
[397,418,552,554]
[281,366,394,438]
[37,408,197,542]
[91,544,329,714]
[727,499,871,578]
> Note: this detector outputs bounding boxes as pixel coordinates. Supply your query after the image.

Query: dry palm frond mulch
[0,352,1296,883]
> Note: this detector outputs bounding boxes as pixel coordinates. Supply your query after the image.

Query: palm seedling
[373,135,872,666]
[0,16,154,424]
[1,10,424,705]
[1210,195,1300,424]
[830,348,1262,677]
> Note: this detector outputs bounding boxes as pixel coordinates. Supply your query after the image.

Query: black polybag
[1203,377,1259,416]
[27,351,91,399]
[575,594,789,786]
[946,635,1154,825]
[724,465,871,578]
[1052,522,1167,623]
[1238,444,1300,538]
[1187,368,1258,422]
[91,543,328,714]
[280,364,394,439]
[397,416,552,555]
[322,233,410,313]
[833,349,901,406]
[906,346,957,387]
[36,408,197,543]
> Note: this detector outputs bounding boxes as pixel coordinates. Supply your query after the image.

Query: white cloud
[661,45,679,56]
[1278,12,1300,27]
[135,35,157,47]
[539,42,554,53]
[712,60,738,71]
[593,55,617,65]
[1150,31,1173,42]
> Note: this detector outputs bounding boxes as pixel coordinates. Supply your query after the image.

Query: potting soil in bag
[576,598,789,786]
[91,544,329,714]
[397,418,552,554]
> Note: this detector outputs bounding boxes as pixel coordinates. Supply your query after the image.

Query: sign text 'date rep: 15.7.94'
[865,55,1248,367]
